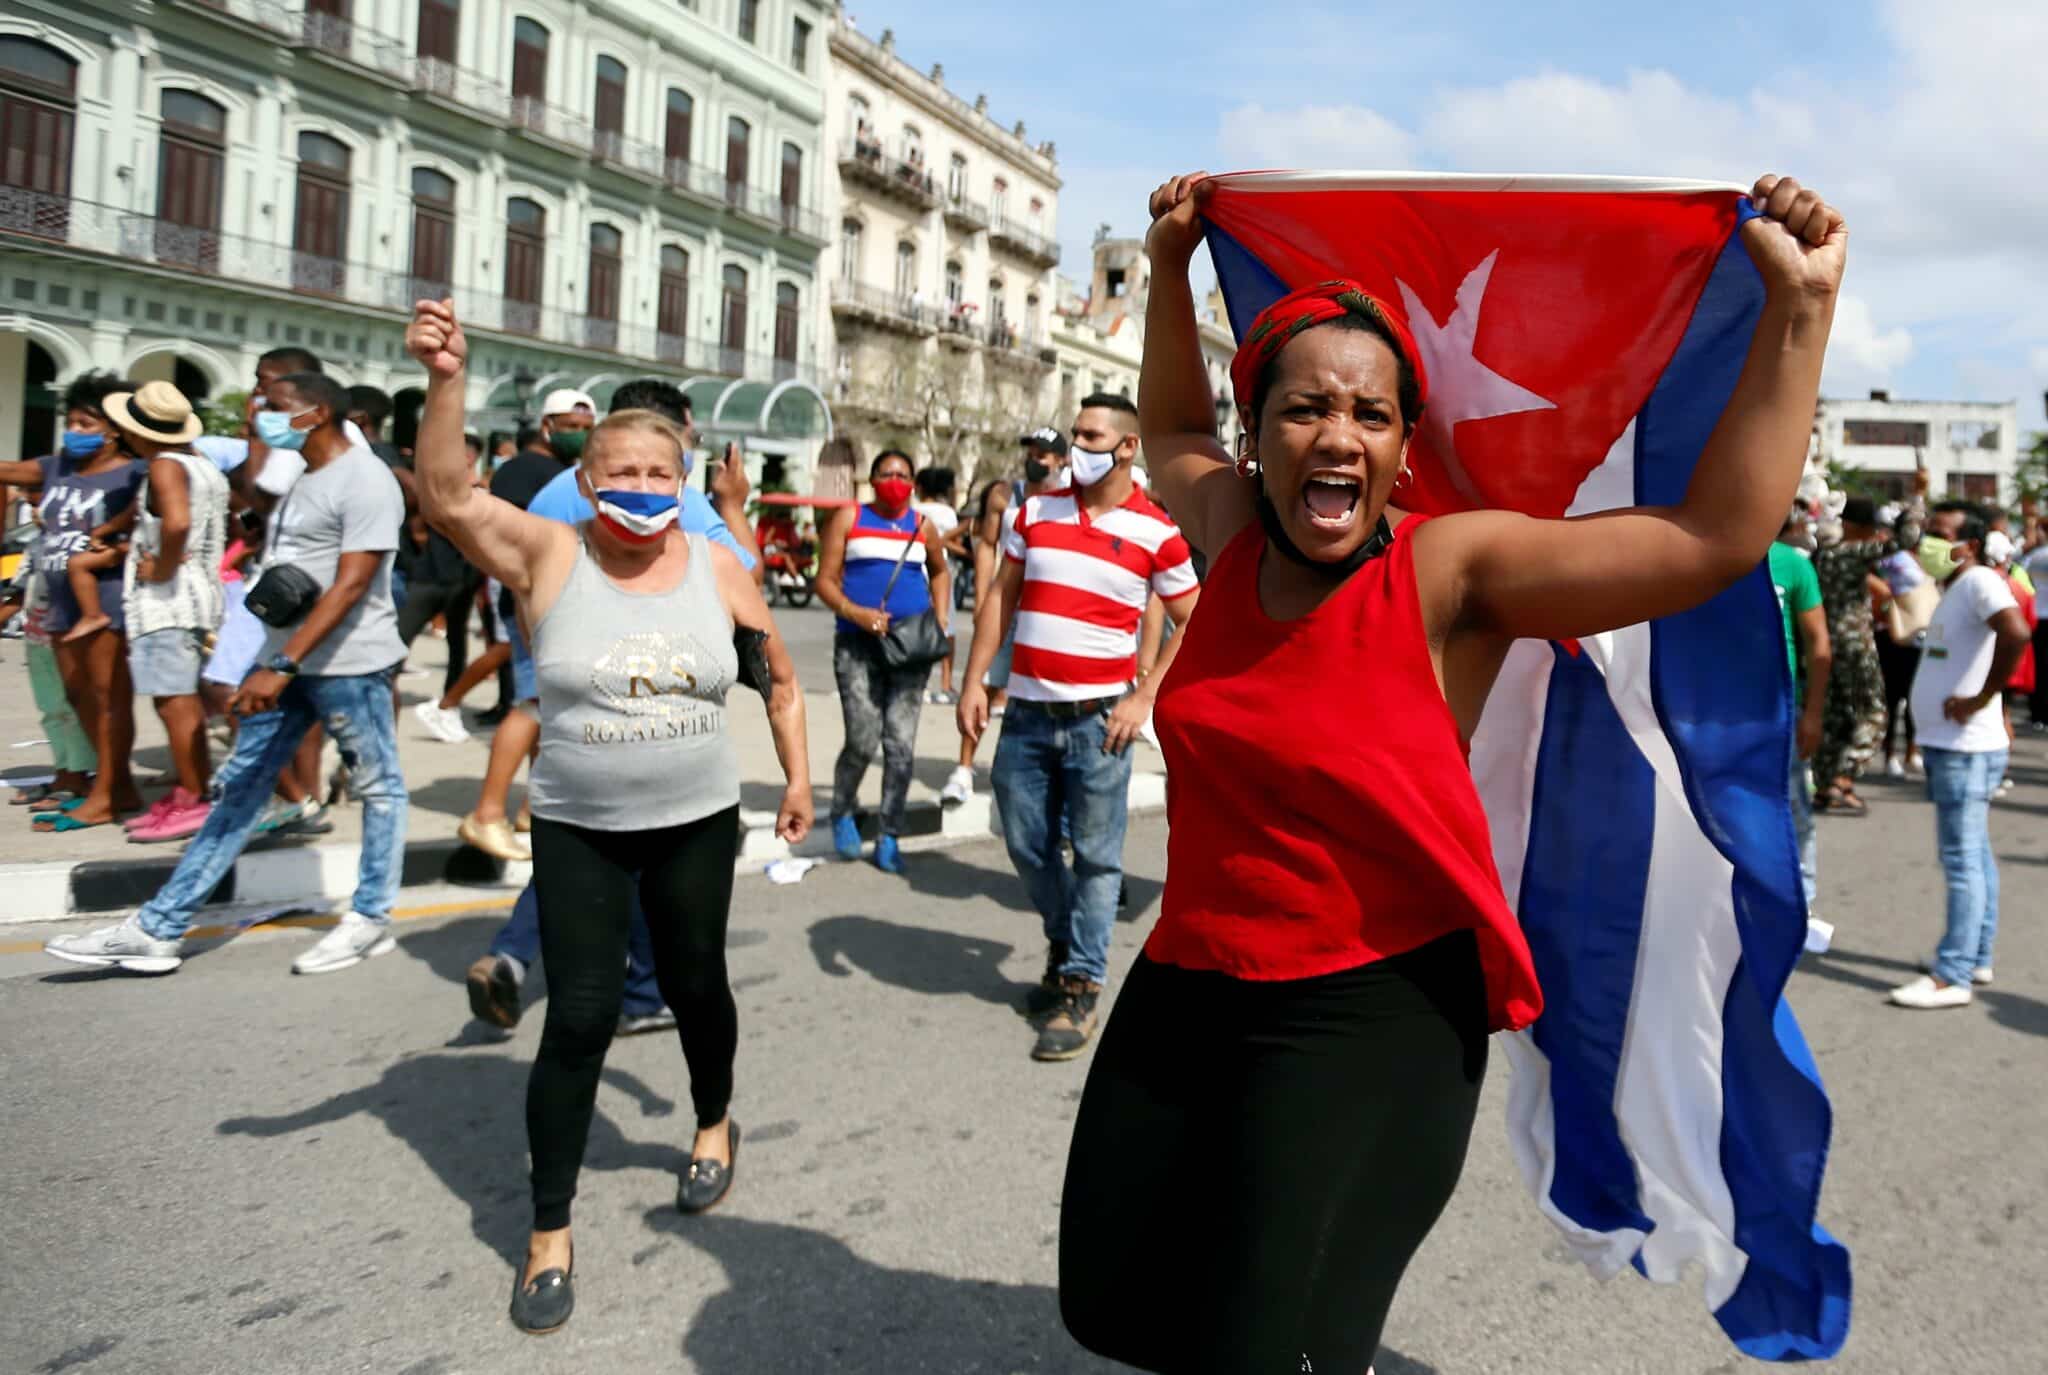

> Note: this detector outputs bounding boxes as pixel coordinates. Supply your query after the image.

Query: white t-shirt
[912,500,959,537]
[1909,565,2019,753]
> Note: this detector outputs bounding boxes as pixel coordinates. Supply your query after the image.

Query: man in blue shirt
[464,381,761,1036]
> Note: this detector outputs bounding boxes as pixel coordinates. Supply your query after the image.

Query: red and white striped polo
[1001,487,1198,702]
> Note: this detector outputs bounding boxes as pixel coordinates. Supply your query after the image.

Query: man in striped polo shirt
[958,394,1201,1061]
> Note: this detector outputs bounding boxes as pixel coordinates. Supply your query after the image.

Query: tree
[199,389,249,437]
[2017,430,2047,512]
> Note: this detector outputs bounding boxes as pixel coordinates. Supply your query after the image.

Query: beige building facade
[819,16,1060,486]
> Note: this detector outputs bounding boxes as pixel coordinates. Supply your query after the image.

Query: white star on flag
[1395,250,1556,503]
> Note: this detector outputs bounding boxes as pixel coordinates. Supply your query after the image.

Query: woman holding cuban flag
[405,299,813,1337]
[1057,172,1846,1372]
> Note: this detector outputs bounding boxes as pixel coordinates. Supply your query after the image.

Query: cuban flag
[1203,172,1850,1361]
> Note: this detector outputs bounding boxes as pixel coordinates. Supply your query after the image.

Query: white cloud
[1216,103,1419,173]
[1821,294,1914,394]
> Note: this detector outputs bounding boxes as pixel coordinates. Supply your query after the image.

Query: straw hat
[104,380,203,446]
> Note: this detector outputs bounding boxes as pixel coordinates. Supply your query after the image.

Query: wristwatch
[266,653,301,678]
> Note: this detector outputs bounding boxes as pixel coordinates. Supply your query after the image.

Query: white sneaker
[940,765,974,807]
[1888,974,1973,1009]
[292,913,397,975]
[413,700,470,744]
[44,915,183,974]
[1885,757,1906,779]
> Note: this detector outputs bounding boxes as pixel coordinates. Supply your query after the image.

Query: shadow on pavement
[1804,946,2048,1040]
[216,1053,679,1265]
[808,913,1035,1009]
[403,776,487,820]
[651,1211,1441,1374]
[899,845,1165,925]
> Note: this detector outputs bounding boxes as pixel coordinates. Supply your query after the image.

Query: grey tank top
[529,530,741,831]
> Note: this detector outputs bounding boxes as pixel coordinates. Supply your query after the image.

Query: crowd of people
[2,170,2042,1363]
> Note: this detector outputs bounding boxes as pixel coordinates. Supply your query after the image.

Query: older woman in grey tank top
[408,301,812,1336]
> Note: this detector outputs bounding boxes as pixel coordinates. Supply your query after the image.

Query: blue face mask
[61,431,106,460]
[255,407,313,451]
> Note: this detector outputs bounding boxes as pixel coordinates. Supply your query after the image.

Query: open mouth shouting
[1301,472,1363,531]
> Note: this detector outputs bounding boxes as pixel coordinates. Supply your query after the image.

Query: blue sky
[844,0,2048,432]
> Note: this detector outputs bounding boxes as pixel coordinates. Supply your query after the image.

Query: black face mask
[1255,480,1392,580]
[1024,456,1052,484]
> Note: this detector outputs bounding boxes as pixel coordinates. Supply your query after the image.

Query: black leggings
[1060,932,1489,1374]
[527,808,741,1231]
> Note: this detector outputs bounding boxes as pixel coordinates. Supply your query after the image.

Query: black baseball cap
[1020,426,1068,456]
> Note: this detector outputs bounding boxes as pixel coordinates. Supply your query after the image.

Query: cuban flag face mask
[593,487,680,543]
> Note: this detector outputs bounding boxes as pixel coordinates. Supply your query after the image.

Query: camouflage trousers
[1815,640,1885,787]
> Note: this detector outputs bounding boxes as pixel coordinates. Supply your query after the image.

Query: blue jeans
[140,671,408,940]
[1789,748,1817,911]
[492,881,665,1016]
[1924,746,2007,986]
[991,702,1132,984]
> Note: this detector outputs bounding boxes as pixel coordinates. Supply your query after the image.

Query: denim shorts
[202,584,265,688]
[129,627,207,697]
[508,612,537,703]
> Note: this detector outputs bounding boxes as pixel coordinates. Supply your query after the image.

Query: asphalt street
[3,738,2045,1375]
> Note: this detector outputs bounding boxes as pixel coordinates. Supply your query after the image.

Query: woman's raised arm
[1139,173,1255,558]
[404,299,566,596]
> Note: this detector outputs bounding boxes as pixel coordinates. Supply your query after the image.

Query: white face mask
[1067,443,1119,488]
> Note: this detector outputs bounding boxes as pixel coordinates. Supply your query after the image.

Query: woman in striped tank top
[815,449,952,873]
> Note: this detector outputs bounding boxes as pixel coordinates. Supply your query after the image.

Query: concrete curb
[2,772,1168,924]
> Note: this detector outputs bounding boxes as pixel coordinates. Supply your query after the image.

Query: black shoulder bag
[874,516,953,670]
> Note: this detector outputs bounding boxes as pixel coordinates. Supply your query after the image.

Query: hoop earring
[1394,463,1413,490]
[1233,434,1261,479]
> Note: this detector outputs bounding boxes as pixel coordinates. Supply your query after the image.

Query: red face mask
[872,476,914,514]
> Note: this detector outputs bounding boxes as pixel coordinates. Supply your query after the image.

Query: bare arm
[708,444,765,585]
[1795,603,1831,760]
[1435,176,1847,643]
[1140,173,1254,559]
[140,457,192,583]
[956,556,1025,743]
[0,459,47,488]
[924,519,951,633]
[1947,605,2031,721]
[813,505,879,629]
[714,543,812,843]
[404,300,568,596]
[1106,589,1199,755]
[1137,595,1166,678]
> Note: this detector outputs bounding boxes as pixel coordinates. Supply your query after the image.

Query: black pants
[1877,634,1920,757]
[527,808,742,1231]
[396,574,478,697]
[1060,932,1489,1374]
[2032,620,2048,723]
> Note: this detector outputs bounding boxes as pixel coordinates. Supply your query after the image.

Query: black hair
[258,346,322,375]
[1248,313,1424,435]
[61,370,136,419]
[1077,391,1139,419]
[276,371,351,427]
[346,384,393,428]
[463,431,484,453]
[973,478,1007,520]
[1840,496,1877,529]
[487,430,515,453]
[1932,499,1990,550]
[915,467,957,501]
[610,378,692,426]
[516,425,543,450]
[870,448,914,479]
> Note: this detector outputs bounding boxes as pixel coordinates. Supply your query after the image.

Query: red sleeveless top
[1146,516,1542,1032]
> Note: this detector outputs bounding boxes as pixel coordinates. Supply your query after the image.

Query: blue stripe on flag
[1518,643,1657,1241]
[1203,223,1290,336]
[1635,224,1852,1361]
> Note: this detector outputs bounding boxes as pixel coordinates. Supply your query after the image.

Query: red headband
[1228,279,1429,417]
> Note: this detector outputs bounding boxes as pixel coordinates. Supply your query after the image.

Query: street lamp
[512,366,537,429]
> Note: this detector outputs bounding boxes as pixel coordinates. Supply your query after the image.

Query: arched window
[664,88,693,169]
[988,277,1008,340]
[774,282,799,372]
[503,196,546,331]
[947,153,967,202]
[587,222,622,325]
[592,55,626,154]
[719,264,749,371]
[847,93,871,145]
[724,116,750,205]
[292,132,352,294]
[894,241,916,298]
[900,123,922,166]
[511,18,548,109]
[408,166,456,297]
[657,245,690,351]
[839,218,862,284]
[157,91,227,270]
[0,37,79,208]
[991,177,1009,225]
[778,141,803,226]
[943,261,963,311]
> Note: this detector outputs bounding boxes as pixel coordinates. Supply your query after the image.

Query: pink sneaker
[127,798,212,845]
[122,791,183,832]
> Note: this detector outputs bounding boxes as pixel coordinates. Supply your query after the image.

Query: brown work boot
[466,954,523,1029]
[1020,942,1071,1021]
[1030,977,1102,1062]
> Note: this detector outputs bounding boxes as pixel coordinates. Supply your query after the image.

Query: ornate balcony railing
[411,55,514,120]
[171,0,298,39]
[989,216,1060,267]
[838,137,938,209]
[943,192,989,233]
[830,278,936,335]
[0,189,816,381]
[298,11,415,84]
